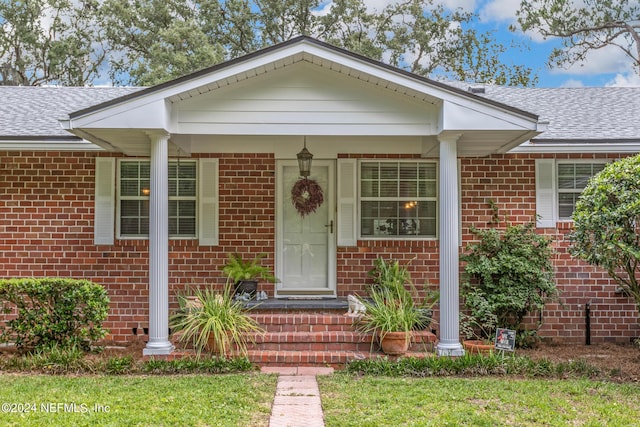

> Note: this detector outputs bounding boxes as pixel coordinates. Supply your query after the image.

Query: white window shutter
[94,157,115,245]
[199,158,219,246]
[535,159,556,228]
[337,159,357,247]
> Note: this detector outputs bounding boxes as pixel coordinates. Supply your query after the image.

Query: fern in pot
[221,253,278,299]
[170,284,264,358]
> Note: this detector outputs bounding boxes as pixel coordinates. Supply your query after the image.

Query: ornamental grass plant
[170,284,264,358]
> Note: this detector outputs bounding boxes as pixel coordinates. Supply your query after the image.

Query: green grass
[319,375,640,426]
[0,374,277,426]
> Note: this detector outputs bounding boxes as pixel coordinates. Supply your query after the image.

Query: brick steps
[168,311,438,368]
[246,312,437,367]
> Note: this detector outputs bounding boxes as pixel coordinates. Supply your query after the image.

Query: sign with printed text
[495,328,516,351]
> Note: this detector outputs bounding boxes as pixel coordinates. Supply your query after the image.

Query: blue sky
[469,0,640,87]
[324,0,640,88]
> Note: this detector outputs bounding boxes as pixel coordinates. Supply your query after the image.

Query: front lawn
[319,375,640,426]
[0,374,276,427]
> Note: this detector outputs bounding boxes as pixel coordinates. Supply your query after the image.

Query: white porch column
[436,134,465,356]
[144,131,174,355]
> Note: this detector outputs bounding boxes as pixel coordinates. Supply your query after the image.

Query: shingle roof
[1,82,639,144]
[444,82,640,142]
[0,86,141,139]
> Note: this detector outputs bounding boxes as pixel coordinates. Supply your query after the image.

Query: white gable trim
[63,38,541,137]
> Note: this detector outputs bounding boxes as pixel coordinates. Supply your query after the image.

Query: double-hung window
[360,161,437,238]
[557,162,606,220]
[536,159,608,227]
[118,160,197,238]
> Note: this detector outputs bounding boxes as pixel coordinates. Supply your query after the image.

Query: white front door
[276,160,336,297]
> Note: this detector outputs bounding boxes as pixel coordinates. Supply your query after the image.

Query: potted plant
[459,312,496,355]
[170,285,264,357]
[355,258,435,355]
[221,253,278,299]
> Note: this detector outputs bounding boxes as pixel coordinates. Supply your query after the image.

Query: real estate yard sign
[495,328,516,351]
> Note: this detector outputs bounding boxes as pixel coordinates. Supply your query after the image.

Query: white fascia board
[510,142,640,153]
[68,98,170,131]
[440,100,538,132]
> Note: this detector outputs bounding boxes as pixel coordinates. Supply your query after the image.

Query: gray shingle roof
[0,86,141,139]
[445,82,640,142]
[1,83,638,144]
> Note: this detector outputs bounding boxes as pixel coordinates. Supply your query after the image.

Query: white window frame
[116,158,198,240]
[357,159,439,240]
[556,160,607,221]
[536,158,610,227]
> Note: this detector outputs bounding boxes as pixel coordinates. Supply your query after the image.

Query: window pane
[179,163,196,178]
[140,163,150,178]
[361,181,378,198]
[178,218,196,235]
[380,181,397,197]
[179,200,196,216]
[121,200,141,217]
[121,180,140,197]
[558,193,578,219]
[399,181,417,198]
[121,218,140,235]
[380,164,397,180]
[168,180,177,197]
[121,162,139,178]
[360,161,437,238]
[419,164,437,180]
[361,163,378,180]
[178,180,196,197]
[419,181,437,198]
[399,163,417,180]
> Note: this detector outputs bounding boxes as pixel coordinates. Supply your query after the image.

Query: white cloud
[479,0,519,23]
[552,44,633,76]
[606,73,640,87]
[441,0,477,11]
[559,78,585,88]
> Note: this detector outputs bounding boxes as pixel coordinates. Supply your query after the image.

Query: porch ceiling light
[297,138,313,177]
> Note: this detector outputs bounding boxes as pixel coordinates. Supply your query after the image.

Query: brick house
[1,37,639,356]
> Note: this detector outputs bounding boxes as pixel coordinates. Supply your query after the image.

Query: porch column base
[143,341,175,356]
[436,342,465,357]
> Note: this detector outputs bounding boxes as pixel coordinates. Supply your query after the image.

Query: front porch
[61,37,544,358]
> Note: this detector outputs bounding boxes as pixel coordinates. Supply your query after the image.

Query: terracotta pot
[463,340,494,355]
[206,333,231,356]
[380,331,411,355]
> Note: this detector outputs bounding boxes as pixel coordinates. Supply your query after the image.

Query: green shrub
[461,221,557,345]
[571,155,640,311]
[0,278,110,351]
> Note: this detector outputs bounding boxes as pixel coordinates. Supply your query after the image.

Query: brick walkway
[261,367,334,427]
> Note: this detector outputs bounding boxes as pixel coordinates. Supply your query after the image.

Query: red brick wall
[0,152,276,342]
[1,150,637,344]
